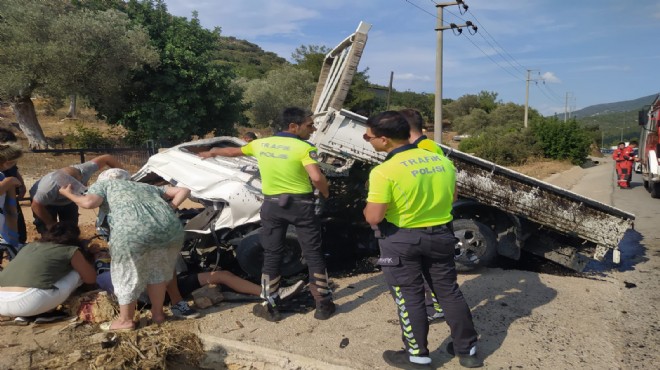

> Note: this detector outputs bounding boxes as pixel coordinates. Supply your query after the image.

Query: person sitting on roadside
[0,223,96,319]
[0,128,27,244]
[59,168,193,331]
[30,154,123,234]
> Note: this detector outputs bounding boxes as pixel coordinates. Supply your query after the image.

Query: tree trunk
[10,96,49,149]
[66,94,77,118]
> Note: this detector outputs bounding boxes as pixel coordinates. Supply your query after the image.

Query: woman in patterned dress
[59,169,190,331]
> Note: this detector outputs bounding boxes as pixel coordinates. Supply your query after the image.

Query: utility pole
[524,70,531,128]
[386,71,393,110]
[564,92,573,122]
[434,1,475,143]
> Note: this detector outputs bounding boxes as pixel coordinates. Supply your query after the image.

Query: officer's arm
[363,202,388,226]
[198,147,245,158]
[305,164,329,198]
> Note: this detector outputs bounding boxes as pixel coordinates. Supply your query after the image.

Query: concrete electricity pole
[434,1,475,143]
[524,70,531,128]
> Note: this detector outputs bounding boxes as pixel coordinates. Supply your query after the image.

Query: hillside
[575,93,658,145]
[572,94,657,118]
[214,36,288,79]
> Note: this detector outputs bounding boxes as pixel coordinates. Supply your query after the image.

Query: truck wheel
[651,183,660,199]
[236,228,307,279]
[452,219,498,272]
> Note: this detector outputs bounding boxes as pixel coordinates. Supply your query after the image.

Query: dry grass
[509,158,575,180]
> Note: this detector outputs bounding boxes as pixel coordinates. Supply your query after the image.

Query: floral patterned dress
[87,180,184,305]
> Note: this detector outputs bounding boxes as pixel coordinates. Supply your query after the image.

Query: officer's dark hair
[0,127,17,143]
[366,111,411,141]
[399,108,424,134]
[243,131,257,140]
[277,107,312,132]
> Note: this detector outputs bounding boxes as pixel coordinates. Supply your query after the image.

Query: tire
[236,228,307,279]
[643,179,650,191]
[452,219,498,272]
[651,182,660,199]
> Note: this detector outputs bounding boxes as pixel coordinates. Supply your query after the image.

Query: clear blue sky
[164,0,660,117]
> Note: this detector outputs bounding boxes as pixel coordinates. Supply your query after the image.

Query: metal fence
[20,146,156,189]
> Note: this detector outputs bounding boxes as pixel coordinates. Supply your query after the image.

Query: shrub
[459,126,541,166]
[531,118,592,164]
[64,123,115,148]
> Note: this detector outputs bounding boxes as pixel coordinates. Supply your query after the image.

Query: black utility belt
[398,224,449,233]
[263,193,315,207]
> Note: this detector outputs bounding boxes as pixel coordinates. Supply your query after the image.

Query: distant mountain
[572,94,657,119]
[574,94,659,145]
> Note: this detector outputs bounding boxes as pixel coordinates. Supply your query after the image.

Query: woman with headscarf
[59,169,190,331]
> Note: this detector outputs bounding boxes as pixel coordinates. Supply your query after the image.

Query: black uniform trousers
[259,194,331,305]
[378,223,478,357]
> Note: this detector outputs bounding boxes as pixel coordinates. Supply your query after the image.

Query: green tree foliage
[530,118,592,164]
[459,125,542,165]
[239,65,316,127]
[390,91,434,123]
[344,69,385,116]
[214,36,288,79]
[0,0,157,148]
[292,45,330,81]
[453,108,491,134]
[85,0,248,143]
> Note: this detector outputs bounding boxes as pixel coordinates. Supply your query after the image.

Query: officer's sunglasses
[363,133,379,142]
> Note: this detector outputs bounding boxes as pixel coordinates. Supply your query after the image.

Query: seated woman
[0,223,96,318]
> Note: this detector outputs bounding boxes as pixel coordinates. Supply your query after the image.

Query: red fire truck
[638,94,660,198]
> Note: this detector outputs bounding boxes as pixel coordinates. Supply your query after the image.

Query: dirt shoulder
[1,158,657,369]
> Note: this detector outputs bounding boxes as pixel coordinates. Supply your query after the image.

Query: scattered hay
[37,324,204,370]
[67,290,119,324]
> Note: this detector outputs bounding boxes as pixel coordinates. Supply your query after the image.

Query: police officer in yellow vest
[363,111,481,369]
[198,107,335,322]
[399,108,447,323]
[400,108,446,157]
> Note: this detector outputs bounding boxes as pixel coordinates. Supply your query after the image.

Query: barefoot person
[59,169,190,331]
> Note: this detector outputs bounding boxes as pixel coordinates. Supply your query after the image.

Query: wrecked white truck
[131,21,633,277]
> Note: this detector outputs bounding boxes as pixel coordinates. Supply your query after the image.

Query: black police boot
[252,301,282,322]
[382,350,431,369]
[446,342,483,368]
[313,301,336,320]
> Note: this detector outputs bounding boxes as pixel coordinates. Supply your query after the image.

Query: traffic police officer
[363,111,481,368]
[198,107,335,322]
[399,108,447,323]
[400,108,446,157]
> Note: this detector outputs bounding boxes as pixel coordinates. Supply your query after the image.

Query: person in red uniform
[612,142,627,188]
[621,141,638,188]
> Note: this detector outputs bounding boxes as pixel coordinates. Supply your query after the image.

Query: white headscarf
[97,168,131,182]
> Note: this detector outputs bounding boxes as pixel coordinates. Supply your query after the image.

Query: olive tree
[239,65,316,127]
[0,0,158,148]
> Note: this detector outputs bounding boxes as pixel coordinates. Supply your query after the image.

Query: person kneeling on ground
[0,223,96,321]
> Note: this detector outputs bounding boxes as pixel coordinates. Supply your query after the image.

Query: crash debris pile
[36,325,204,369]
[67,290,119,323]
